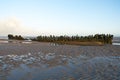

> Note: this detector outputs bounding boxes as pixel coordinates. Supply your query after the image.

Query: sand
[0,42,120,56]
[0,42,120,80]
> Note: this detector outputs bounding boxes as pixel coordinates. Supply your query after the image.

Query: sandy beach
[0,41,120,56]
[0,42,120,80]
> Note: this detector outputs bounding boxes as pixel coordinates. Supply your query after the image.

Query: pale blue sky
[0,0,120,36]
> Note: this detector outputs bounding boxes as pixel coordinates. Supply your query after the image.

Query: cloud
[1,17,89,36]
[0,17,65,36]
[0,17,35,36]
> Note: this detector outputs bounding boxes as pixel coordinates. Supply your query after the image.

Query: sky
[0,0,120,36]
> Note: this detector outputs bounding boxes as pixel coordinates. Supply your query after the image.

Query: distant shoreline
[0,39,103,46]
[0,35,120,46]
[0,39,120,46]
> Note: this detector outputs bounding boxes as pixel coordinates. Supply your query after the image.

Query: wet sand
[0,42,120,80]
[0,42,120,56]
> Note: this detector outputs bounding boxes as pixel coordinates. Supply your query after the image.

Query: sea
[112,37,120,45]
[0,36,8,39]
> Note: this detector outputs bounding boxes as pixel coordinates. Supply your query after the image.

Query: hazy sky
[0,0,120,36]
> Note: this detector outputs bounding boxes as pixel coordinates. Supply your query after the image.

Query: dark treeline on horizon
[8,34,113,44]
[8,34,24,40]
[34,34,113,44]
